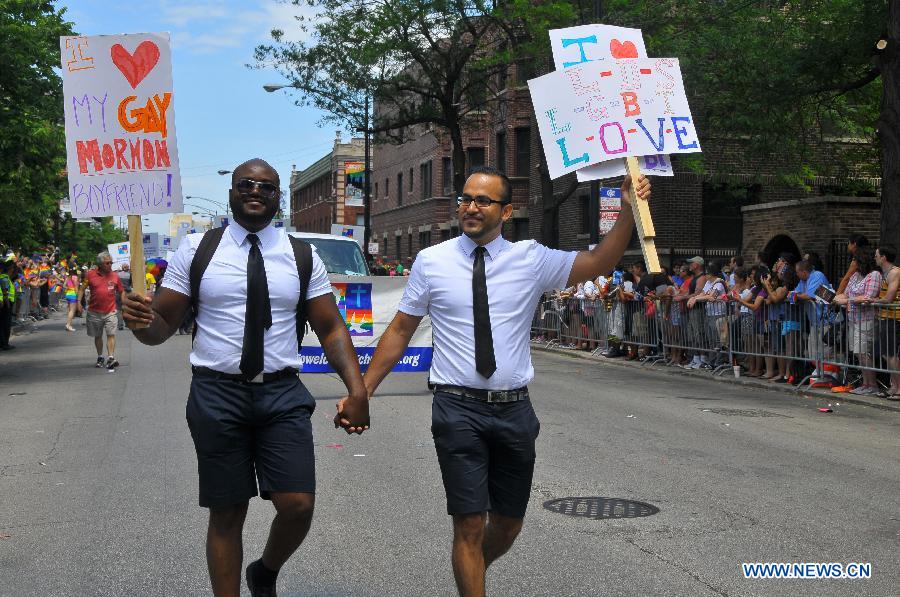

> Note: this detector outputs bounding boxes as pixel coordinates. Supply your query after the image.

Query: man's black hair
[878,244,897,264]
[470,165,512,204]
[732,255,744,267]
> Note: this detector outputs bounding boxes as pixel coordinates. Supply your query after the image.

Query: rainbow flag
[39,264,51,276]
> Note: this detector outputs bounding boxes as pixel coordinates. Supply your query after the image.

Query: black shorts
[431,391,540,519]
[186,373,316,508]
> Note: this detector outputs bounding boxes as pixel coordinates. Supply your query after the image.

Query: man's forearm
[363,322,413,397]
[320,326,366,397]
[131,308,177,346]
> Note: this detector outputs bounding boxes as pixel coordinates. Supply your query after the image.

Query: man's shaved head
[232,158,279,187]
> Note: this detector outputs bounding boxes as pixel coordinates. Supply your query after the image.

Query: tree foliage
[0,0,77,250]
[256,0,576,195]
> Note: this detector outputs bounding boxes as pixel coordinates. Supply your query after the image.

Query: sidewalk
[532,342,900,413]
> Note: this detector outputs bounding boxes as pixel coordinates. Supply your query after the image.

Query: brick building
[370,65,535,263]
[289,134,369,233]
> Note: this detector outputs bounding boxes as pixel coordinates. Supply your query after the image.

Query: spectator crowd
[532,234,900,400]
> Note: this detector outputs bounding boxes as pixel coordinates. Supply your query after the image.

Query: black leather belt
[192,366,298,384]
[433,384,529,403]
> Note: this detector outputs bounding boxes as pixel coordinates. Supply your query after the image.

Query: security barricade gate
[530,295,900,399]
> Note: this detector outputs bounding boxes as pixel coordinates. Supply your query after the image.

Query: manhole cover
[543,497,659,519]
[700,408,790,418]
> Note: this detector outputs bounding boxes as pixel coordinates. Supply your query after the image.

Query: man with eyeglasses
[124,159,369,597]
[336,164,651,596]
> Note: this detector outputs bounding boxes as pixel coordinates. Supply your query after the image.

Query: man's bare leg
[452,512,487,597]
[260,492,315,571]
[107,333,116,358]
[207,501,249,597]
[482,512,524,569]
[93,335,103,357]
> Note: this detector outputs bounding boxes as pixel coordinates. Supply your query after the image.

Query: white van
[288,232,370,276]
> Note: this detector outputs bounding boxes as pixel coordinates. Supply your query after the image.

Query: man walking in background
[77,251,124,370]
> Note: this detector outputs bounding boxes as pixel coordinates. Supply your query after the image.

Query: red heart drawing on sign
[609,39,638,59]
[110,41,160,89]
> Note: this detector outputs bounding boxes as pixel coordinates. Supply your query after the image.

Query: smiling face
[229,160,280,231]
[458,173,513,244]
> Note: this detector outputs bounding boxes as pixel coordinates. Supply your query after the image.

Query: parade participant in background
[77,252,124,370]
[123,159,369,597]
[63,268,80,332]
[337,166,650,597]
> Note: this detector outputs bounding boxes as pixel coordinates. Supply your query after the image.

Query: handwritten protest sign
[528,58,700,181]
[60,33,183,217]
[549,25,673,180]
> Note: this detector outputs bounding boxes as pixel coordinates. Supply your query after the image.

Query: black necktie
[240,233,272,380]
[473,246,496,378]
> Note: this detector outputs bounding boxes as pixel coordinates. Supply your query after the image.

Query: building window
[579,195,590,234]
[397,172,403,206]
[442,157,453,195]
[441,228,450,242]
[514,127,530,176]
[385,177,389,200]
[467,147,485,174]
[409,167,414,192]
[419,230,431,249]
[374,181,378,200]
[395,235,401,260]
[356,214,364,226]
[408,233,413,258]
[420,161,433,200]
[495,132,506,173]
[498,63,508,92]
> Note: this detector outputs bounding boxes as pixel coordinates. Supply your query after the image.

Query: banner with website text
[300,276,433,373]
[60,33,183,217]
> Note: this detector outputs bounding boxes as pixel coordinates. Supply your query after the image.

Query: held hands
[122,292,154,328]
[334,394,370,435]
[620,174,651,207]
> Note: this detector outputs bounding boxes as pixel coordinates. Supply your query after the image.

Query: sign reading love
[110,41,160,89]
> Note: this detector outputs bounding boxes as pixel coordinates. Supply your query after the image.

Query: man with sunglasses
[124,159,369,597]
[337,165,651,596]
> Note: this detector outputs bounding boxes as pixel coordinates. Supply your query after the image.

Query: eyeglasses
[236,177,279,199]
[456,195,509,208]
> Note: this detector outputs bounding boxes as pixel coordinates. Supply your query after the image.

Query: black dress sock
[254,559,279,585]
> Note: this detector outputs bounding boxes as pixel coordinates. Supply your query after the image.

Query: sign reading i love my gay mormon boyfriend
[60,33,183,217]
[528,56,701,180]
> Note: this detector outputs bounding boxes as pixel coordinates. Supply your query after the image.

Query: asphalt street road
[1,313,898,597]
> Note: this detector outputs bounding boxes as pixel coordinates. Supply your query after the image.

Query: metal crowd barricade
[821,303,900,395]
[530,294,609,353]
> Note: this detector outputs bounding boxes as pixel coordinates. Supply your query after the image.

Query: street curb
[531,343,900,414]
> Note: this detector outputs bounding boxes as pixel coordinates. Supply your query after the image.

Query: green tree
[256,0,576,196]
[0,0,76,250]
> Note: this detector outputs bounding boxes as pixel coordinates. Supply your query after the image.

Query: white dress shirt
[163,221,332,373]
[399,234,577,390]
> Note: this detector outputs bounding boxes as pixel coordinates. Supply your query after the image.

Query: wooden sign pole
[126,215,149,329]
[625,156,661,273]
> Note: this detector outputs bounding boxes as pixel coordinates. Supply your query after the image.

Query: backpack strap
[288,236,313,347]
[188,227,227,341]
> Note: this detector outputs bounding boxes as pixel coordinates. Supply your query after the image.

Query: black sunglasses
[456,195,509,208]
[236,177,279,199]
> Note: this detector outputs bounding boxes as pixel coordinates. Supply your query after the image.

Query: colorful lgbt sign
[532,25,700,181]
[60,33,183,217]
[300,276,433,373]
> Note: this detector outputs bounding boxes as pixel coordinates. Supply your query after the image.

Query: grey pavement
[1,311,898,596]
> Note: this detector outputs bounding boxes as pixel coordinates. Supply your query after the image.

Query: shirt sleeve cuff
[397,302,428,317]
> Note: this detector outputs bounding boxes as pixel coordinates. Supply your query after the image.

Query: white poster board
[60,33,183,217]
[331,224,365,247]
[549,25,673,180]
[529,58,700,180]
[107,241,130,270]
[142,232,160,259]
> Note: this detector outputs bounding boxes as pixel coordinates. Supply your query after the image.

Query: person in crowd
[665,263,693,366]
[727,256,744,288]
[636,265,671,360]
[616,271,640,359]
[679,257,709,369]
[0,257,17,350]
[581,276,602,351]
[837,233,869,294]
[803,251,825,274]
[76,251,125,370]
[124,158,369,596]
[777,268,802,384]
[688,260,728,369]
[872,244,900,399]
[736,265,770,377]
[729,267,752,367]
[793,260,832,382]
[670,260,685,288]
[116,264,133,331]
[835,246,884,395]
[761,265,788,380]
[63,268,80,332]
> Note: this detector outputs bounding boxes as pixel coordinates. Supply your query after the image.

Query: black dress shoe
[246,560,277,597]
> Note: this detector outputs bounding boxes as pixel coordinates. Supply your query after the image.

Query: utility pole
[363,94,372,260]
[588,0,603,247]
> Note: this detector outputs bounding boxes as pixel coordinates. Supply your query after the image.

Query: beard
[230,195,279,227]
